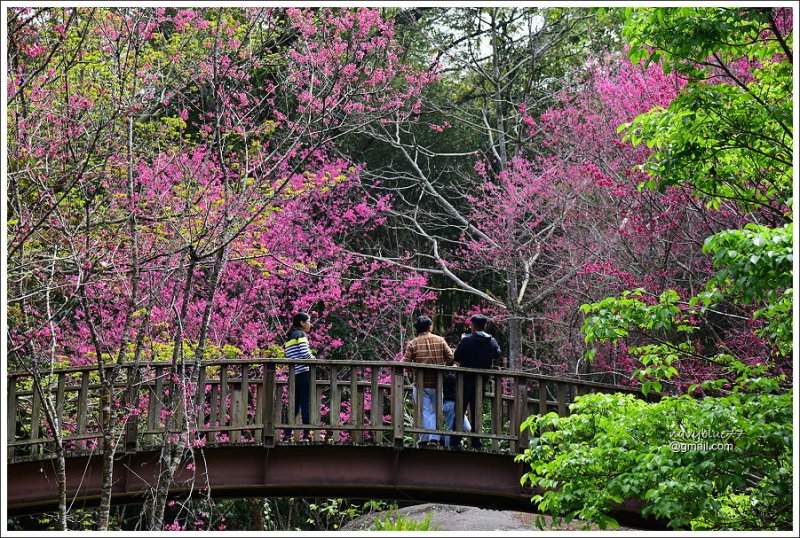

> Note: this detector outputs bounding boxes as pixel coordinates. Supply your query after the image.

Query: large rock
[340,503,534,532]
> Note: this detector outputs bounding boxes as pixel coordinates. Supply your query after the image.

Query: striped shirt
[403,332,454,387]
[284,329,314,375]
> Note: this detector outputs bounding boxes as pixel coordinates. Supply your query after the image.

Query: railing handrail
[8,357,642,394]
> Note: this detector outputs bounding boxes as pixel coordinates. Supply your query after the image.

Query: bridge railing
[7,359,643,460]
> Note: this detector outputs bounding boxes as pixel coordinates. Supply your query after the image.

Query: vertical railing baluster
[309,364,319,433]
[435,370,443,443]
[557,383,569,417]
[491,374,502,451]
[350,367,361,444]
[454,371,464,436]
[125,365,140,453]
[210,377,219,431]
[240,364,249,440]
[230,365,242,443]
[474,373,483,448]
[330,365,341,442]
[56,373,66,434]
[219,365,229,441]
[196,363,207,439]
[392,365,405,448]
[8,375,18,458]
[370,367,379,444]
[517,378,529,452]
[538,382,548,416]
[262,362,276,447]
[286,366,296,442]
[413,368,423,445]
[77,371,90,450]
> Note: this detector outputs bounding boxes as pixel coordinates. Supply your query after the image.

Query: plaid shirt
[404,332,454,387]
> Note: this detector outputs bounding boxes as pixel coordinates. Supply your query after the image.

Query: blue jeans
[416,387,440,442]
[443,400,470,447]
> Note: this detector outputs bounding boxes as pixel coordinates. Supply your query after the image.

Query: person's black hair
[287,312,310,339]
[470,313,488,331]
[414,315,432,334]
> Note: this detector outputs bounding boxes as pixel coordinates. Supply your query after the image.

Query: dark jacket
[454,331,501,371]
[443,372,457,402]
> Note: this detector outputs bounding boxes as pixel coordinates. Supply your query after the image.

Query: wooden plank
[350,367,361,443]
[195,363,207,426]
[219,365,229,434]
[262,363,275,447]
[473,373,483,445]
[413,369,423,443]
[512,377,528,453]
[55,374,66,429]
[287,367,296,438]
[492,374,502,451]
[77,371,90,450]
[454,372,464,433]
[124,366,140,452]
[538,382,548,416]
[309,365,319,427]
[392,365,405,448]
[330,365,340,442]
[8,377,18,458]
[435,371,443,437]
[557,383,569,417]
[209,379,219,430]
[370,367,380,444]
[240,364,250,437]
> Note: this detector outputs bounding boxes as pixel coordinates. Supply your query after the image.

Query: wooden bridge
[6,358,659,527]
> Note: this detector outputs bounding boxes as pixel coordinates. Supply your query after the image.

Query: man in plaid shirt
[404,315,454,446]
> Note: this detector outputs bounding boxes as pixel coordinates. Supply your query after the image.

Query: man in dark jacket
[453,314,502,449]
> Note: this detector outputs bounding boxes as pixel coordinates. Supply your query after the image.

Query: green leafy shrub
[516,390,792,530]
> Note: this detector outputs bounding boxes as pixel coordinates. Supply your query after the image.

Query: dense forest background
[5,6,793,531]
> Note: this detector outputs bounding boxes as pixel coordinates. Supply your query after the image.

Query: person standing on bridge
[403,315,454,447]
[284,312,315,442]
[453,313,501,449]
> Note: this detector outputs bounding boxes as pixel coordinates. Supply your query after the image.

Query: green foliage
[371,512,439,531]
[621,8,792,213]
[516,391,793,530]
[527,9,795,532]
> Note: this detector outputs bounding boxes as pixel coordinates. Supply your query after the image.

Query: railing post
[392,364,405,448]
[435,370,443,443]
[516,378,529,453]
[538,382,548,416]
[557,383,569,417]
[309,364,319,439]
[77,371,90,450]
[351,367,362,444]
[474,373,484,448]
[8,375,18,458]
[330,365,341,442]
[370,367,380,444]
[124,365,141,453]
[491,374,502,451]
[31,376,44,456]
[454,371,464,436]
[509,375,528,453]
[239,364,249,440]
[262,362,276,447]
[413,368,424,445]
